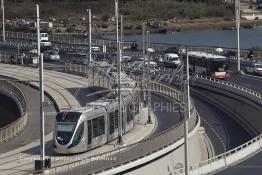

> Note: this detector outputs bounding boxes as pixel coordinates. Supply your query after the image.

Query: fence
[0,80,28,143]
[0,31,261,58]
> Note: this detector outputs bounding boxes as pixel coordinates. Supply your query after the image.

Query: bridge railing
[193,74,262,100]
[0,80,28,143]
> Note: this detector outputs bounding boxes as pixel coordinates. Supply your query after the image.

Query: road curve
[213,75,262,175]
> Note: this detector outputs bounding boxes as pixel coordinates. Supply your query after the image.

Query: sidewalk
[0,106,157,175]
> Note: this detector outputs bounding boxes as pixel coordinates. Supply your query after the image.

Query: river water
[120,27,262,49]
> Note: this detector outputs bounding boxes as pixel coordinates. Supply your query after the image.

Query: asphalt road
[150,93,183,135]
[230,74,262,93]
[0,83,56,154]
[212,74,262,175]
[192,88,251,155]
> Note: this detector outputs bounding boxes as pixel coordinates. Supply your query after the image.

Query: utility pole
[184,47,190,175]
[235,0,241,73]
[87,9,92,65]
[1,0,5,42]
[37,4,45,170]
[120,15,123,63]
[116,0,123,145]
[146,31,152,124]
[142,23,146,105]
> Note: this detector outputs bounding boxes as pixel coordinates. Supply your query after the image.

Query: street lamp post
[115,0,123,145]
[36,4,45,170]
[146,31,154,124]
[142,23,146,106]
[1,0,5,42]
[235,0,241,73]
[184,47,190,175]
[87,9,92,65]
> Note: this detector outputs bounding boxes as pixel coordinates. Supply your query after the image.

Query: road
[0,83,56,154]
[192,88,251,155]
[213,74,262,175]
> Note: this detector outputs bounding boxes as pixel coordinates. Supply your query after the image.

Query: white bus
[186,51,230,80]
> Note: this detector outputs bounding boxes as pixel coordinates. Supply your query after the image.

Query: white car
[31,39,52,47]
[245,63,262,75]
[43,50,60,61]
[41,40,52,46]
[122,55,132,62]
[133,60,157,67]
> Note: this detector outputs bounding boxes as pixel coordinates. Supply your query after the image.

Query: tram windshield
[56,112,81,145]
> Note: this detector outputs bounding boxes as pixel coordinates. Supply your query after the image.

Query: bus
[186,51,230,80]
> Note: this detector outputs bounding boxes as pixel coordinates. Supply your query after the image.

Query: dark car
[223,50,237,58]
[164,47,179,54]
[41,46,59,53]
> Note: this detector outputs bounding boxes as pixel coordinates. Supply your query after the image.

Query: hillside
[5,0,234,21]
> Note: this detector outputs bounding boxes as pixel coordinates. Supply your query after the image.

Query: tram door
[88,120,92,144]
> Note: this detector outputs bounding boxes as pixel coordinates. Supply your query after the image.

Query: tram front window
[56,122,76,145]
[55,112,81,145]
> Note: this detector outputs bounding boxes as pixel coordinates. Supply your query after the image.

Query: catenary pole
[37,4,45,170]
[87,9,92,64]
[184,47,190,175]
[1,0,5,42]
[116,0,123,145]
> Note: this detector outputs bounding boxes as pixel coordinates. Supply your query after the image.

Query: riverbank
[90,17,262,36]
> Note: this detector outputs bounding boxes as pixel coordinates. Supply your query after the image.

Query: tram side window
[109,112,115,134]
[92,116,105,137]
[127,104,134,123]
[114,110,119,129]
[92,118,99,137]
[98,117,105,135]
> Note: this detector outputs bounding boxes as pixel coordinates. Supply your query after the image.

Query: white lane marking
[202,118,227,152]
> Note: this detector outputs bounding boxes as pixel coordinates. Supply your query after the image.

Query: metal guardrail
[64,62,89,74]
[0,80,28,143]
[194,74,262,99]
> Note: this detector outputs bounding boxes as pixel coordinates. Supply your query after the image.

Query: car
[121,55,132,62]
[43,50,60,62]
[245,63,262,75]
[133,59,157,68]
[41,40,52,46]
[41,46,59,53]
[31,39,52,47]
[164,47,179,54]
[67,53,90,65]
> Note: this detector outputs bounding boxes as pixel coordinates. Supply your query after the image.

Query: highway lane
[150,93,183,135]
[230,74,262,93]
[192,89,251,155]
[211,75,262,175]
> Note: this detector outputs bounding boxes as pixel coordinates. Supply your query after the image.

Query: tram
[53,68,140,154]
